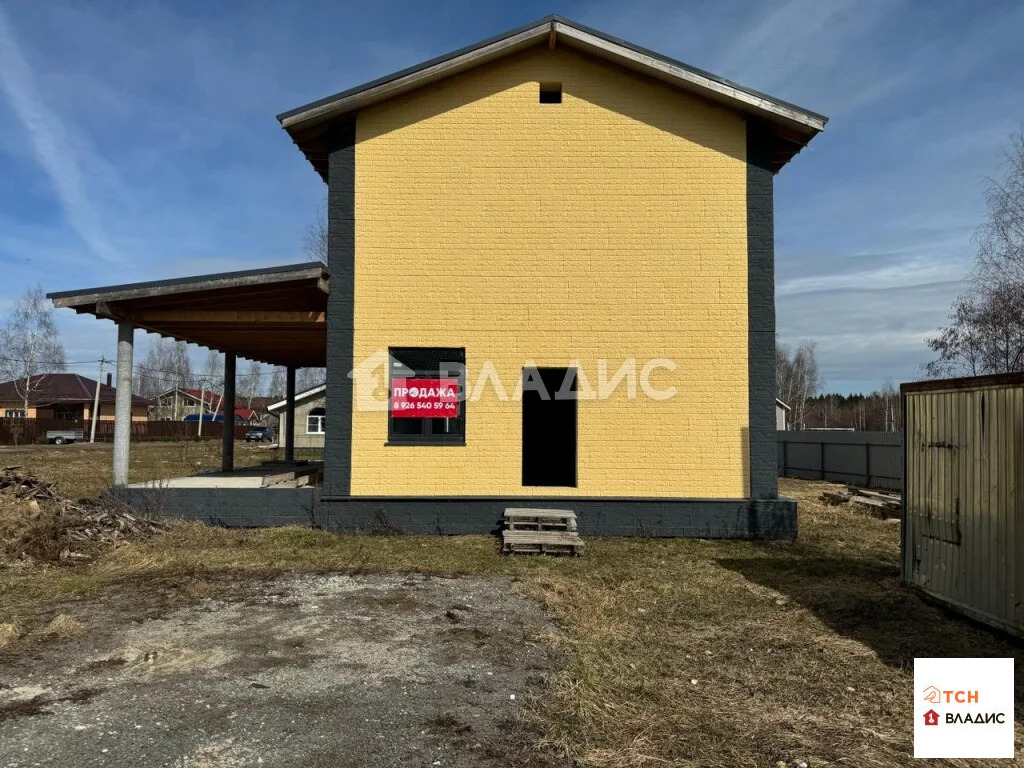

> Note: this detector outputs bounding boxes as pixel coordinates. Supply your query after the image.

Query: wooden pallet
[503,507,577,532]
[502,530,584,556]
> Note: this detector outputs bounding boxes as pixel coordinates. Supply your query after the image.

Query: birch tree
[0,285,66,411]
[776,339,821,430]
[238,360,263,408]
[267,368,286,399]
[927,128,1024,376]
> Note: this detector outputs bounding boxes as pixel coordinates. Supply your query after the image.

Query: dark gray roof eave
[275,14,827,129]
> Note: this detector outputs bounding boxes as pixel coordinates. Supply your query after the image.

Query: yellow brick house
[275,16,826,536]
[50,16,825,535]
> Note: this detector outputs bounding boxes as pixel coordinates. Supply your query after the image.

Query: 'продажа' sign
[391,378,459,418]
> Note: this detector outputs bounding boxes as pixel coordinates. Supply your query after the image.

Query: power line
[0,354,104,366]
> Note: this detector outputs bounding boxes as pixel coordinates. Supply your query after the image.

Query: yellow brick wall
[352,47,749,498]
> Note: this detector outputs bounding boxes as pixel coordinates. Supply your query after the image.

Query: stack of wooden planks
[501,508,584,555]
[820,486,901,519]
[259,461,322,488]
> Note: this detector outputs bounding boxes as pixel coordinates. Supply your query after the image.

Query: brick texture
[346,47,751,499]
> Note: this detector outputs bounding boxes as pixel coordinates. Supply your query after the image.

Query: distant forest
[800,390,902,432]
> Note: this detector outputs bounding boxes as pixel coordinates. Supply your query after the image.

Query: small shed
[901,373,1023,637]
[775,398,790,430]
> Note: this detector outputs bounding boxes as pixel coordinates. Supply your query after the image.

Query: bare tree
[975,128,1024,288]
[0,285,66,411]
[201,349,224,394]
[238,360,263,408]
[776,339,821,430]
[295,367,326,393]
[926,283,1024,377]
[927,128,1024,376]
[303,201,328,262]
[266,368,286,399]
[135,337,194,400]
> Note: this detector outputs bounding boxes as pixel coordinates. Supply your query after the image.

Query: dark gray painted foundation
[127,487,795,539]
[127,487,317,528]
[313,495,796,538]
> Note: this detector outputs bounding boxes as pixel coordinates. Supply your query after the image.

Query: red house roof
[0,374,149,407]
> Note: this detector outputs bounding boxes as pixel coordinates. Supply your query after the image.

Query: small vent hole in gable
[539,82,562,104]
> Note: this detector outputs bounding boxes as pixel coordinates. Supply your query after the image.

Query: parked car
[244,425,275,443]
[46,429,84,445]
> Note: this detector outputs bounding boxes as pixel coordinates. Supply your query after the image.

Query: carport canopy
[49,261,329,368]
[48,261,329,485]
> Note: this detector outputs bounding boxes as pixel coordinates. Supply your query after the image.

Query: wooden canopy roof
[48,262,329,368]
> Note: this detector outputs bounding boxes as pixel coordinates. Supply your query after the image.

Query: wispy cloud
[777,254,966,298]
[0,7,123,265]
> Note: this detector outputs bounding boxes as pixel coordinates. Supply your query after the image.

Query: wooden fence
[0,418,249,446]
[777,430,903,491]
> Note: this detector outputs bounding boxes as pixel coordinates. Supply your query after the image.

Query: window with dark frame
[388,347,466,444]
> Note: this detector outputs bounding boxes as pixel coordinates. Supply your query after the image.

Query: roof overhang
[48,262,329,368]
[278,15,827,177]
[267,383,327,413]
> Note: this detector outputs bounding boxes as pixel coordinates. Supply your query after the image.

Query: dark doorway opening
[521,367,577,487]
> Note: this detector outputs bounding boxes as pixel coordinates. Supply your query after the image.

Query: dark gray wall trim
[324,120,356,497]
[315,496,797,539]
[747,119,778,500]
[127,488,316,528]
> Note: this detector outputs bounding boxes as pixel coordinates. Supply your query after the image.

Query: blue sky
[0,0,1022,393]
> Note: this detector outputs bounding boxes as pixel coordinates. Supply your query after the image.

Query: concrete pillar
[285,366,296,462]
[113,322,134,486]
[221,352,236,472]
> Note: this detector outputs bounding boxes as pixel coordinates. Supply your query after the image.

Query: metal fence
[777,430,903,491]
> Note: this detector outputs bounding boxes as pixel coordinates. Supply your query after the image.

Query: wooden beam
[130,310,326,324]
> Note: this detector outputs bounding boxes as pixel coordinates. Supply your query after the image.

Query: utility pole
[198,382,205,437]
[89,357,106,444]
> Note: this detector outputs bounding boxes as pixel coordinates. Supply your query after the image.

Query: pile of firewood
[820,486,901,520]
[0,465,62,503]
[1,465,168,562]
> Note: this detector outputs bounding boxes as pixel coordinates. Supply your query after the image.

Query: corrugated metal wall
[902,378,1024,637]
[777,430,902,490]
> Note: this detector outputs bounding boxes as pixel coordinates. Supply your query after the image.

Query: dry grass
[0,441,287,500]
[0,444,1021,767]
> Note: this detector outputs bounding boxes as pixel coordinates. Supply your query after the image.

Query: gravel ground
[0,573,568,768]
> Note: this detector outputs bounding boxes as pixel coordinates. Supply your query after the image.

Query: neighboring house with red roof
[0,373,149,423]
[150,387,268,424]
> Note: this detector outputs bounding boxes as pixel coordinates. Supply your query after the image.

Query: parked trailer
[46,429,84,445]
[901,373,1023,637]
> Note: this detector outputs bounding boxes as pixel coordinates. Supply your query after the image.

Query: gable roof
[278,15,827,177]
[266,384,326,413]
[0,374,149,407]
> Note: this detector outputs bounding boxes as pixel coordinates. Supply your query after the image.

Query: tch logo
[922,685,979,704]
[915,658,1013,759]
